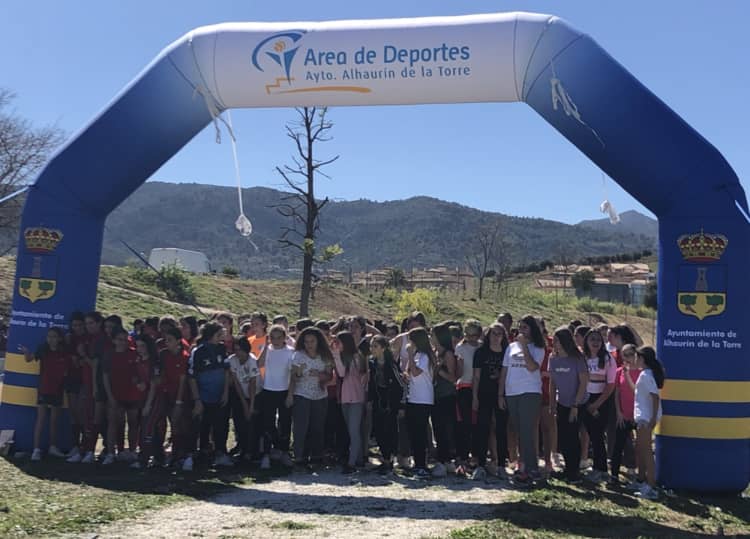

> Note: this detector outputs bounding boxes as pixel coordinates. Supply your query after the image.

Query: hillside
[0,256,656,346]
[577,209,658,239]
[97,181,655,278]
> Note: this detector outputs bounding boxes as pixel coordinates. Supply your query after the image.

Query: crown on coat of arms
[24,227,63,254]
[677,229,728,263]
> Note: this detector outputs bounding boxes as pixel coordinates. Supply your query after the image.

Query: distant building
[537,262,654,306]
[148,248,210,274]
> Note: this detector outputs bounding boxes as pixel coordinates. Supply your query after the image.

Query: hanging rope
[0,185,29,206]
[187,35,256,248]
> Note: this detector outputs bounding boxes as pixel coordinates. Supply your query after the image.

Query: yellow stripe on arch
[0,383,39,407]
[662,380,750,403]
[4,352,40,376]
[656,415,750,440]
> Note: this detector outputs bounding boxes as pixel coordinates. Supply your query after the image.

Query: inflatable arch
[1,12,748,492]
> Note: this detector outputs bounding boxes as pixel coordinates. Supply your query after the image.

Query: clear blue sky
[3,1,748,224]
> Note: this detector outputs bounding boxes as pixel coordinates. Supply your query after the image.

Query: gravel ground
[87,468,511,539]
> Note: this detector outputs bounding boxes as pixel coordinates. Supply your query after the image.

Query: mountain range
[95,181,656,278]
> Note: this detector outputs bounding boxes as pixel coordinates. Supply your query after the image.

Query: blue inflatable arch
[2,12,748,492]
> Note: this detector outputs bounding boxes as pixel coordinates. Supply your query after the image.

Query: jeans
[292,395,328,462]
[341,402,365,466]
[506,393,542,474]
[199,402,229,454]
[373,405,399,461]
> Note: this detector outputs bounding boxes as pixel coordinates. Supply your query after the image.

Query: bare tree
[273,107,342,317]
[465,223,502,300]
[0,88,65,253]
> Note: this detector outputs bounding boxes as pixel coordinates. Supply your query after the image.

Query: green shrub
[133,264,196,304]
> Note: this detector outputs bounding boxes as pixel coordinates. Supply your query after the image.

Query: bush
[134,264,196,304]
[222,266,240,277]
[395,289,437,321]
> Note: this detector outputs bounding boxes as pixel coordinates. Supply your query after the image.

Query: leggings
[199,402,229,454]
[406,403,432,469]
[556,404,581,479]
[473,396,508,467]
[583,393,612,472]
[373,405,399,461]
[259,389,292,454]
[611,419,635,479]
[455,387,473,462]
[431,395,456,463]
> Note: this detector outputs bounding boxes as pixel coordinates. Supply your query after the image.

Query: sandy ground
[87,468,511,539]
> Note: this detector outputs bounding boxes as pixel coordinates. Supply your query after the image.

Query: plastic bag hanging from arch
[224,111,253,238]
[599,172,620,224]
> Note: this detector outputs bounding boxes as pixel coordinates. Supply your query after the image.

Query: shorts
[65,379,82,394]
[117,400,142,411]
[38,394,63,407]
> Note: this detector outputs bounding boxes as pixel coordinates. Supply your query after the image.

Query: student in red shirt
[64,312,87,460]
[102,328,142,465]
[610,343,641,485]
[139,328,189,468]
[22,327,69,461]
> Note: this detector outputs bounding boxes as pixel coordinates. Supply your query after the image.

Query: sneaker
[182,456,194,472]
[445,462,457,475]
[376,462,393,475]
[431,462,447,478]
[117,450,136,463]
[636,484,659,500]
[280,453,294,467]
[67,452,83,463]
[260,454,271,470]
[342,464,356,475]
[512,471,531,486]
[412,467,430,479]
[65,447,80,459]
[568,475,584,485]
[213,453,234,467]
[397,456,411,469]
[48,446,65,458]
[471,466,487,481]
[552,453,563,468]
[496,466,509,480]
[81,451,95,464]
[31,448,42,462]
[130,461,143,470]
[102,453,116,466]
[579,458,591,471]
[625,479,645,492]
[486,462,498,476]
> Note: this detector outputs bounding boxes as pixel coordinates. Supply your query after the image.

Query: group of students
[22,308,665,499]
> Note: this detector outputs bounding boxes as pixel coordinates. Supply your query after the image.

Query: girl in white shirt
[582,328,617,481]
[499,315,546,483]
[627,346,665,500]
[404,327,435,479]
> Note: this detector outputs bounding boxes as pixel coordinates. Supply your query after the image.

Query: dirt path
[88,469,511,538]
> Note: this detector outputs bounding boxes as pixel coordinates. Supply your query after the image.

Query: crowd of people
[21,309,665,499]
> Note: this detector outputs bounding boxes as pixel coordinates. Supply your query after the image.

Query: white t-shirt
[586,355,617,394]
[262,345,294,391]
[228,353,259,399]
[407,351,434,405]
[634,368,662,423]
[502,342,545,396]
[455,342,479,386]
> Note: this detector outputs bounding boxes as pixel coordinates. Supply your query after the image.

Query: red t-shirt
[156,348,190,400]
[105,349,140,402]
[66,334,87,383]
[611,348,622,367]
[37,348,70,396]
[134,357,151,401]
[615,366,640,421]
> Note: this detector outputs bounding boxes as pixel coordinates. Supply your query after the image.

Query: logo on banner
[677,229,728,320]
[250,31,370,95]
[18,227,62,303]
